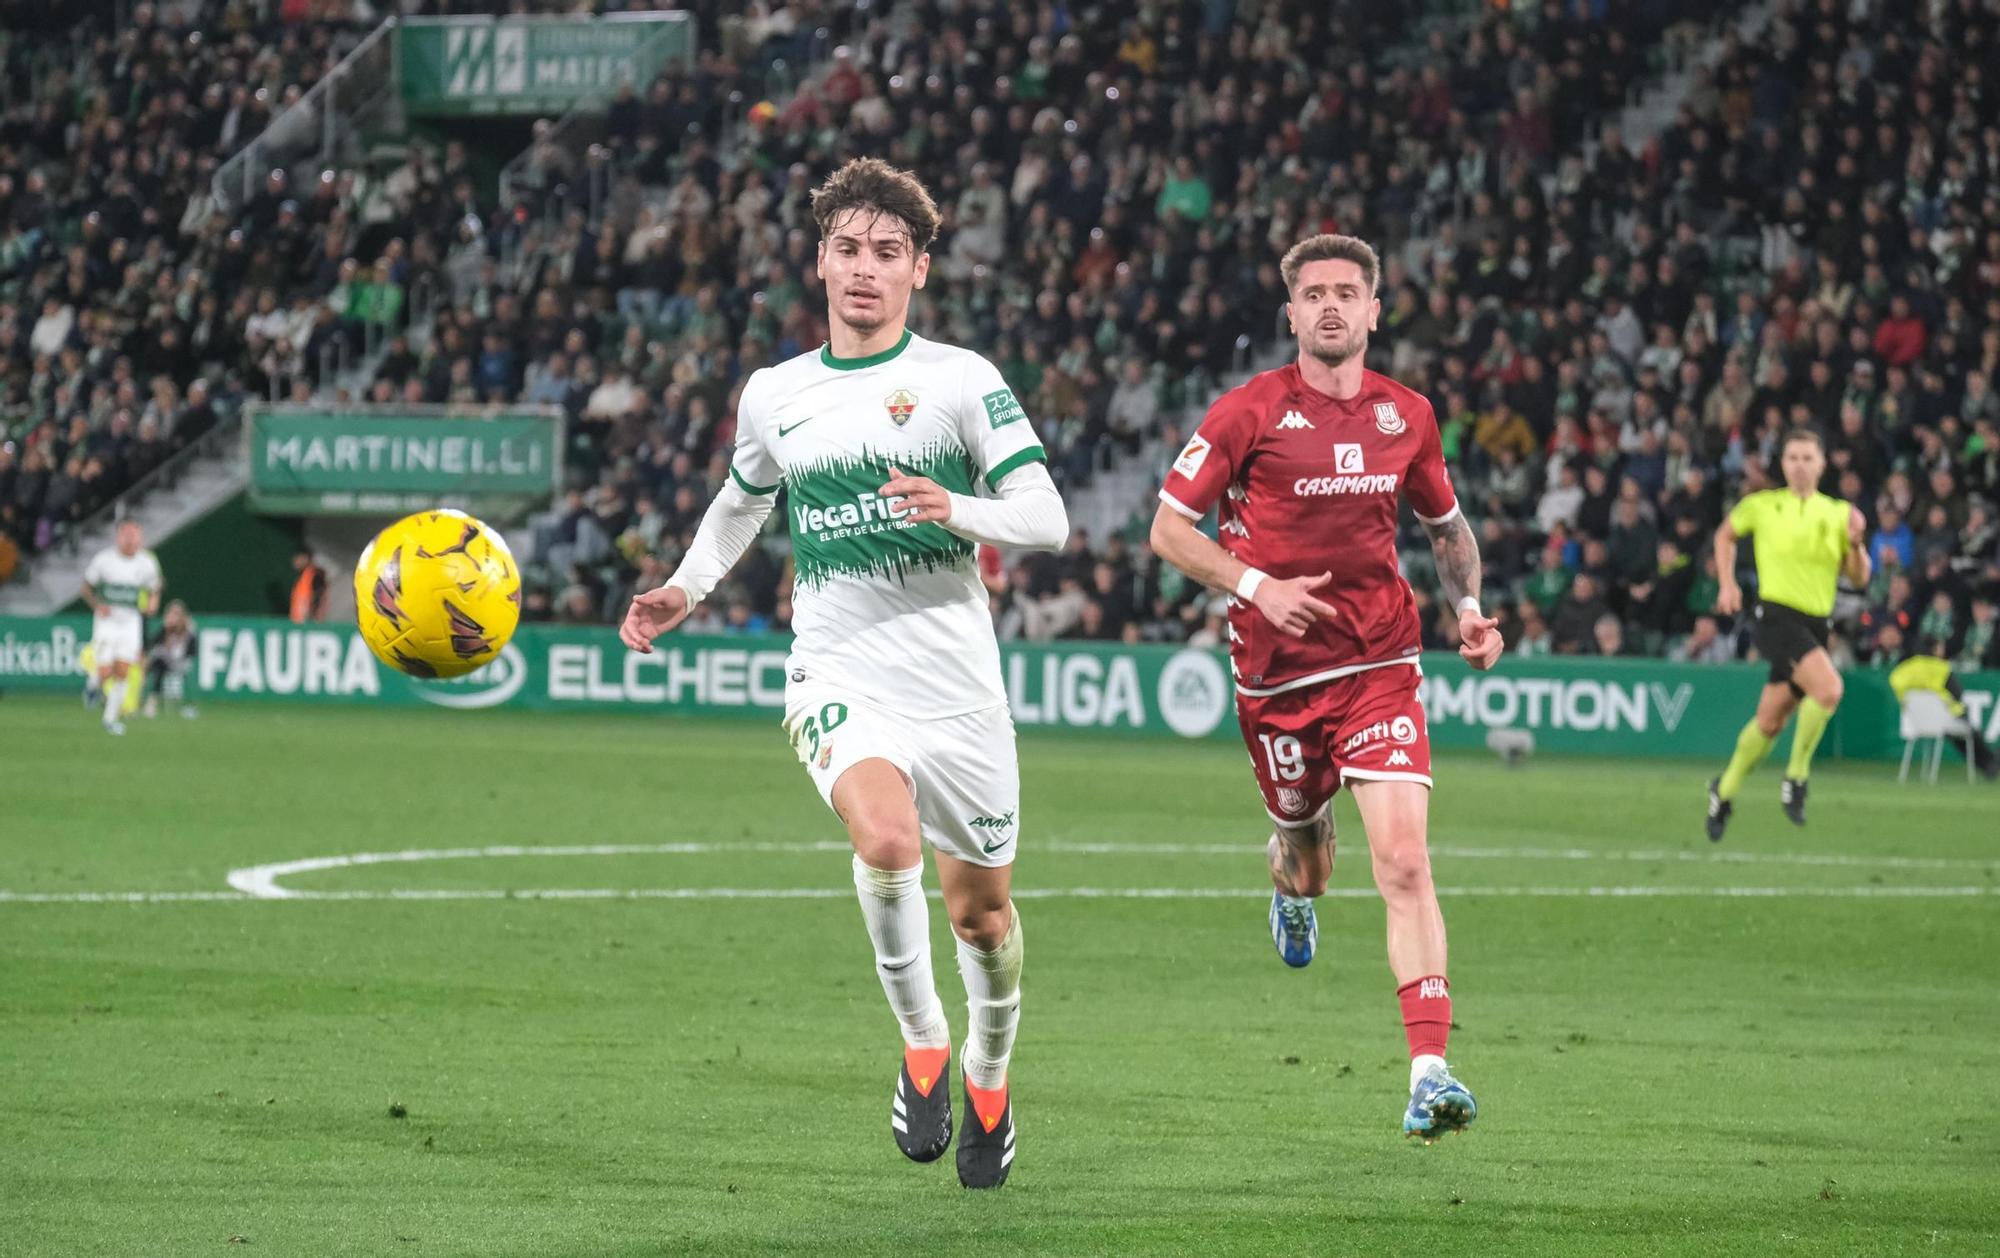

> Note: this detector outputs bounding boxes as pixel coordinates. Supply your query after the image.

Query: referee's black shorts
[1754,600,1831,689]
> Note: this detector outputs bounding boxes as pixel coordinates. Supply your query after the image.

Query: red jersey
[1159,364,1459,695]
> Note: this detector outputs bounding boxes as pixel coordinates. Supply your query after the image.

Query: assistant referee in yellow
[1705,428,1870,840]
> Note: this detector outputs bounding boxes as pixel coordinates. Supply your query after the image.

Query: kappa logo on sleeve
[1172,434,1212,479]
[981,387,1027,429]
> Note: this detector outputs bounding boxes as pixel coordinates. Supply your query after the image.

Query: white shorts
[91,620,143,667]
[783,687,1022,868]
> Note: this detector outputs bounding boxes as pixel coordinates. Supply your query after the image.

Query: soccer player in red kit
[1150,234,1503,1141]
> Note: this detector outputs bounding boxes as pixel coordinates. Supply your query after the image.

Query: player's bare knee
[1816,677,1844,710]
[1371,840,1433,903]
[846,811,921,870]
[951,900,1011,950]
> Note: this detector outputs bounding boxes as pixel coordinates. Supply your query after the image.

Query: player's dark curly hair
[811,157,941,253]
[1280,233,1381,295]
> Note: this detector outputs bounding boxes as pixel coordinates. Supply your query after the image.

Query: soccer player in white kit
[82,519,164,736]
[619,158,1067,1189]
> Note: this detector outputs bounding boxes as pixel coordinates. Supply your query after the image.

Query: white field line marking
[222,841,1999,900]
[3,886,1994,906]
[0,841,1985,906]
[1055,841,1996,871]
[0,890,252,903]
[224,842,855,899]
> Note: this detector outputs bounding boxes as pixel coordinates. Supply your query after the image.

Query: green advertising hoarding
[398,14,695,118]
[244,407,562,516]
[6,615,1996,764]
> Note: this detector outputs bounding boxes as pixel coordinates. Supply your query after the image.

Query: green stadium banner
[398,14,694,118]
[5,615,1996,762]
[244,406,563,516]
[0,615,91,690]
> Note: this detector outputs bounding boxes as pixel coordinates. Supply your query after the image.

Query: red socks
[1397,975,1451,1059]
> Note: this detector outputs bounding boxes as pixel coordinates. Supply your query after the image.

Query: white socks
[851,856,950,1049]
[1410,1053,1447,1091]
[851,855,1024,1086]
[102,676,125,727]
[956,908,1024,1091]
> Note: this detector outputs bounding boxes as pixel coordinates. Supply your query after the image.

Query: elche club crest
[885,389,918,425]
[1373,401,1406,435]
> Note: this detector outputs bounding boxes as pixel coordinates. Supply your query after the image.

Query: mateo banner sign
[2,615,1988,763]
[398,15,695,118]
[244,406,562,516]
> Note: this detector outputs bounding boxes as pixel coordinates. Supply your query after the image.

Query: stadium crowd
[1,0,1996,679]
[0,0,365,558]
[493,0,1721,635]
[0,0,813,561]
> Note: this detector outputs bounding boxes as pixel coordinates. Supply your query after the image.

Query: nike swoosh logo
[981,837,1010,855]
[777,417,815,437]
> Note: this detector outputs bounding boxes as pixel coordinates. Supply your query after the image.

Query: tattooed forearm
[1423,513,1482,610]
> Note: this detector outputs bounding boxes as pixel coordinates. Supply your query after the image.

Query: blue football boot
[1403,1064,1478,1142]
[1269,891,1317,968]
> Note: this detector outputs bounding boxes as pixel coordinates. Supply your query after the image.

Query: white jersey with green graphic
[83,546,162,633]
[732,330,1046,719]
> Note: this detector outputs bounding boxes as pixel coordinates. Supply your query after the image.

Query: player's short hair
[1781,426,1826,453]
[1280,234,1380,295]
[811,157,940,254]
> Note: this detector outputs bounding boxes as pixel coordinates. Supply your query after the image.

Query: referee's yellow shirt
[1727,489,1851,618]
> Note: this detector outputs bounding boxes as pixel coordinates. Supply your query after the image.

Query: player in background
[619,158,1067,1189]
[81,519,163,737]
[143,599,199,720]
[1150,234,1502,1141]
[1706,429,1870,838]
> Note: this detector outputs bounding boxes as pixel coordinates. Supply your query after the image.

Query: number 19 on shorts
[1258,733,1305,782]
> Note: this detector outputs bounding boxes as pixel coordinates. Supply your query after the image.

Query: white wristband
[1235,568,1268,601]
[1456,596,1481,616]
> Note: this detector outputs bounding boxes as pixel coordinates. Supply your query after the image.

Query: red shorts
[1234,662,1433,826]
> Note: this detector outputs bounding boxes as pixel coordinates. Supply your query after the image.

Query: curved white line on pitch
[224,840,1998,899]
[224,841,858,899]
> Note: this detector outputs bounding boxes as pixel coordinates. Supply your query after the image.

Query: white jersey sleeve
[941,461,1068,550]
[954,353,1048,492]
[83,550,108,588]
[663,482,776,608]
[727,369,784,497]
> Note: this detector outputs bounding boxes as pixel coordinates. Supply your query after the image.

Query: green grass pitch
[2,696,1996,1256]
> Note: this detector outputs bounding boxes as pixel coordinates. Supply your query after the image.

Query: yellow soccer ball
[353,509,521,679]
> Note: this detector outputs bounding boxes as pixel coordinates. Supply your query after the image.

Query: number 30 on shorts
[798,701,849,762]
[1257,732,1305,782]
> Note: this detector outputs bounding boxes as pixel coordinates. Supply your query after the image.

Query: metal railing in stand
[210,18,399,217]
[23,405,245,583]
